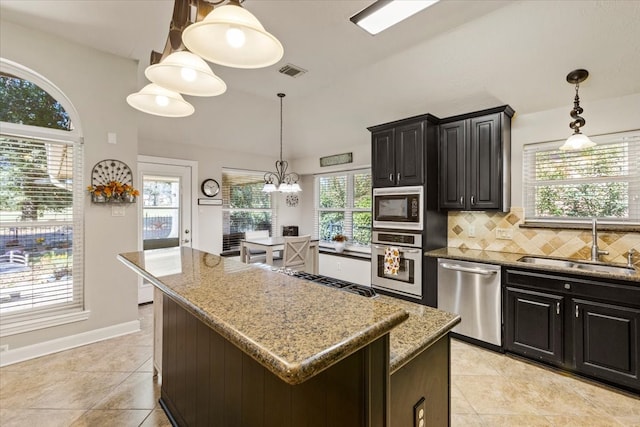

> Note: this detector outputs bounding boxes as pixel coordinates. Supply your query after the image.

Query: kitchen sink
[517,256,636,276]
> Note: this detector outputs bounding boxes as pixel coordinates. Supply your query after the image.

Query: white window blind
[523,130,640,223]
[315,169,372,246]
[0,135,84,326]
[222,169,276,251]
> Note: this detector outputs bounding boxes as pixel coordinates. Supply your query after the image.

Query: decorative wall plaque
[320,152,353,167]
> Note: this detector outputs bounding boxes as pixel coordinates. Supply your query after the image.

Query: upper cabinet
[370,115,438,187]
[439,106,514,212]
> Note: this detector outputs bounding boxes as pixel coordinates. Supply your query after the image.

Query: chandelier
[263,93,301,193]
[127,0,284,117]
[560,69,595,151]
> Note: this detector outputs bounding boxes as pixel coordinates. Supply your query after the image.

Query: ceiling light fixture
[263,93,301,193]
[127,0,283,117]
[126,83,195,117]
[350,0,440,35]
[144,51,227,96]
[182,0,284,69]
[560,69,595,151]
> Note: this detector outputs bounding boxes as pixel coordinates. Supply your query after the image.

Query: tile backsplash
[447,207,640,265]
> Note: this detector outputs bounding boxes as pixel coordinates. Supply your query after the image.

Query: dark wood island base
[160,295,390,427]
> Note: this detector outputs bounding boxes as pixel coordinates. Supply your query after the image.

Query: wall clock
[201,178,220,197]
[286,194,299,207]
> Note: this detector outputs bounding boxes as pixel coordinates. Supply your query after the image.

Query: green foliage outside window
[1,75,74,220]
[529,141,635,220]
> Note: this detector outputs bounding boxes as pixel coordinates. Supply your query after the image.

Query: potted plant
[332,233,348,253]
[87,181,140,203]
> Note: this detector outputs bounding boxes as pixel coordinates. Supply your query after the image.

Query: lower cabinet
[504,269,640,392]
[573,299,640,390]
[505,287,563,365]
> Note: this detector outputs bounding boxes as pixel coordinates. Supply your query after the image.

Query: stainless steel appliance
[371,230,423,299]
[437,259,502,347]
[373,186,423,230]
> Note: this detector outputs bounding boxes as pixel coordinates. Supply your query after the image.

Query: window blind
[314,169,372,246]
[523,130,640,223]
[222,169,276,251]
[0,135,84,324]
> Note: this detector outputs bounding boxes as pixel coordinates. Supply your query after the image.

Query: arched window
[0,58,86,335]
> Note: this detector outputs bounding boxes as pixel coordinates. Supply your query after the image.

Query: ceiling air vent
[278,64,308,78]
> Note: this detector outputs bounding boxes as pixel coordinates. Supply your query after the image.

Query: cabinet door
[468,113,502,210]
[573,299,640,390]
[395,121,424,186]
[372,129,395,187]
[439,120,466,209]
[505,287,564,365]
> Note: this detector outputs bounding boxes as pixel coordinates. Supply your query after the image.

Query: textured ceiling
[1,0,639,159]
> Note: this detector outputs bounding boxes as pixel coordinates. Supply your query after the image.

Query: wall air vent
[278,64,308,78]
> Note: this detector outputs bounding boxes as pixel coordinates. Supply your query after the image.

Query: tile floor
[0,304,638,426]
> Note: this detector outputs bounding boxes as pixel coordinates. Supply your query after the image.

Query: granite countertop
[382,296,460,374]
[118,247,410,385]
[426,247,640,283]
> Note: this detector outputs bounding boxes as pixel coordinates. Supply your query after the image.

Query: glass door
[137,161,193,304]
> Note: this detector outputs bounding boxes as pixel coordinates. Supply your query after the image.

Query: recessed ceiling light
[350,0,440,35]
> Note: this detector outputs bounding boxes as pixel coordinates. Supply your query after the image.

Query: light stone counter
[426,247,640,283]
[118,247,410,385]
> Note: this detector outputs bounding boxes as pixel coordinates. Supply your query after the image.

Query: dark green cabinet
[439,106,514,211]
[505,287,564,365]
[370,115,438,188]
[504,269,640,392]
[573,299,640,390]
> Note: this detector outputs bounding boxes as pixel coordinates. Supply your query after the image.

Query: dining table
[240,236,320,274]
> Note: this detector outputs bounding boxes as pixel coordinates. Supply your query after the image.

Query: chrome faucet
[591,218,609,262]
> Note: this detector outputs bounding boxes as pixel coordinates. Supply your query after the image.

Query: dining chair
[244,230,269,263]
[282,235,311,271]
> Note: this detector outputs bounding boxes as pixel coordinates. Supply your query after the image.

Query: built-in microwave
[372,186,423,230]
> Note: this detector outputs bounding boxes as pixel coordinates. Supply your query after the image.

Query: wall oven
[372,186,423,231]
[371,230,423,300]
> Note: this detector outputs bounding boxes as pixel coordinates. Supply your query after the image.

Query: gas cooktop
[283,270,377,298]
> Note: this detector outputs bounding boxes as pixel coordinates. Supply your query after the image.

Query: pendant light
[144,51,227,96]
[560,69,595,151]
[126,83,195,117]
[263,93,301,193]
[182,0,284,69]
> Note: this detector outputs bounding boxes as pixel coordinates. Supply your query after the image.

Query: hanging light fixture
[560,69,595,151]
[182,0,284,69]
[144,51,227,96]
[126,83,195,117]
[263,93,301,193]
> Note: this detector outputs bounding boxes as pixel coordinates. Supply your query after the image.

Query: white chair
[244,230,269,263]
[282,235,311,271]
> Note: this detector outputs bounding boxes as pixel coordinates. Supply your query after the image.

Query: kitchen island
[119,247,459,426]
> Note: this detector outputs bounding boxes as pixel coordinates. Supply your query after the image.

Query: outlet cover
[496,228,513,240]
[0,344,9,352]
[111,206,126,217]
[468,224,476,238]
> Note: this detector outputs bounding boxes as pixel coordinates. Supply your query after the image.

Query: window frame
[221,168,277,252]
[314,168,372,251]
[523,129,640,226]
[0,58,87,337]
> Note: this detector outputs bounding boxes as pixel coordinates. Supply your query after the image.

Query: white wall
[137,140,306,252]
[0,20,140,352]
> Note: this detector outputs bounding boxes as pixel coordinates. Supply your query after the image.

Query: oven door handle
[439,263,497,275]
[373,245,420,254]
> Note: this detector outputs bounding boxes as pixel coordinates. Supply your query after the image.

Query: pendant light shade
[559,69,595,151]
[182,3,284,69]
[126,83,195,117]
[144,51,227,97]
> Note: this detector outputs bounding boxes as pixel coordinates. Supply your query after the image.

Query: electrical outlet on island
[414,397,426,427]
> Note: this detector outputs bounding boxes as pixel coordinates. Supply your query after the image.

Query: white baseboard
[0,319,141,367]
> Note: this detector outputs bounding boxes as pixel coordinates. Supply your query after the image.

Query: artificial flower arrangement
[87,180,140,203]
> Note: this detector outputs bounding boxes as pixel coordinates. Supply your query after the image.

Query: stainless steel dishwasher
[437,258,502,347]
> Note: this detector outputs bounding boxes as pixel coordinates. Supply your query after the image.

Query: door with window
[137,161,193,304]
